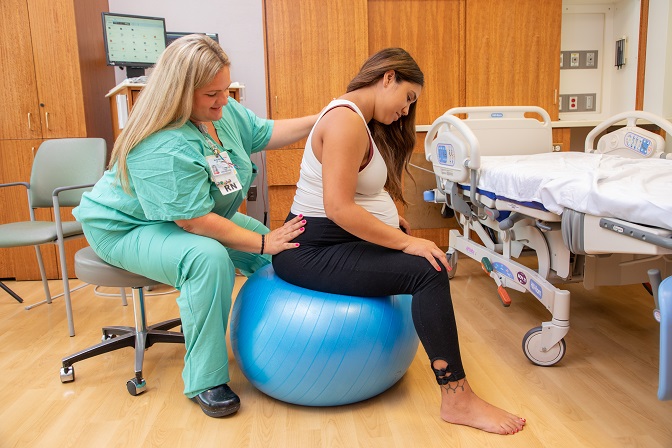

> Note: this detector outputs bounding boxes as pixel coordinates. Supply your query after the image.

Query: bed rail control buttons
[596,127,662,157]
[428,132,470,183]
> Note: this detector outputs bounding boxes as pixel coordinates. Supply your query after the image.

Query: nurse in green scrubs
[74,34,316,418]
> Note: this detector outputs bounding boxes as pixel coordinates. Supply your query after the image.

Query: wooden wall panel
[465,0,562,118]
[368,0,465,125]
[264,0,369,123]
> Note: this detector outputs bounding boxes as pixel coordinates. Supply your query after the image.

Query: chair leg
[0,281,24,303]
[34,245,52,304]
[56,239,76,337]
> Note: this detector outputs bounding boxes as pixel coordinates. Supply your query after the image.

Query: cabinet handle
[275,95,278,116]
[554,89,558,105]
[45,112,50,130]
[27,113,32,130]
[32,147,35,157]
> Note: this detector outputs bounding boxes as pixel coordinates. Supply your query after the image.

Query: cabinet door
[465,0,562,119]
[0,0,43,140]
[264,0,369,134]
[368,0,465,125]
[27,0,87,138]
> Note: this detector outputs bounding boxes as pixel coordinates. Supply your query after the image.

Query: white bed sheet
[474,152,672,231]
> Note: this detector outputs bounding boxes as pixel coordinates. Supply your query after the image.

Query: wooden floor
[1,257,671,447]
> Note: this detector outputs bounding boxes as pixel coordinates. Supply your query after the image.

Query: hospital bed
[423,106,672,399]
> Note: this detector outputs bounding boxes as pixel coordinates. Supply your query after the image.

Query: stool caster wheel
[101,330,116,341]
[60,366,75,383]
[127,377,146,396]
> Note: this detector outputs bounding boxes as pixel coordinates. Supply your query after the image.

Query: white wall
[609,0,641,112]
[108,0,267,118]
[644,0,672,117]
[560,7,611,120]
[560,1,644,120]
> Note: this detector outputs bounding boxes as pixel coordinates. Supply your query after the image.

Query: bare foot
[439,378,525,435]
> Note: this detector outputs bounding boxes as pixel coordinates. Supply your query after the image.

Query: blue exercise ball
[230,264,419,406]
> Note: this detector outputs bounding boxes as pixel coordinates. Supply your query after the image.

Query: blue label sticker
[530,280,543,300]
[493,262,514,280]
[491,112,503,118]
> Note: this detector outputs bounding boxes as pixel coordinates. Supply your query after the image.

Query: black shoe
[190,384,241,418]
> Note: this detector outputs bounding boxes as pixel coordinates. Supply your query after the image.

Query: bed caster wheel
[60,366,75,383]
[446,250,458,279]
[126,377,147,396]
[522,326,566,366]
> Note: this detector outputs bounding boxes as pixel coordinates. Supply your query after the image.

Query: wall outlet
[247,185,258,201]
[568,96,578,110]
[586,94,594,111]
[586,52,595,67]
[570,52,580,67]
[560,50,598,70]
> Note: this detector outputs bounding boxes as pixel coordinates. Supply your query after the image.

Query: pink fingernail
[300,227,305,231]
[301,220,306,224]
[298,214,303,218]
[295,243,300,247]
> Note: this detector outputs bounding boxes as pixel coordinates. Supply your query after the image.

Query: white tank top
[291,99,399,228]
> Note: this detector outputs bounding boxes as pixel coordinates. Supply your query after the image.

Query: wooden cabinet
[465,0,562,119]
[0,0,116,280]
[263,0,562,243]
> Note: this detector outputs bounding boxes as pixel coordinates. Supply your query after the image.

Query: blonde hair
[346,48,424,205]
[109,34,230,191]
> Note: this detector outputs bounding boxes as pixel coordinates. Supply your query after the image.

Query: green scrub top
[74,98,273,232]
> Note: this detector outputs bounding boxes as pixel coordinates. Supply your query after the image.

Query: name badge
[206,153,242,195]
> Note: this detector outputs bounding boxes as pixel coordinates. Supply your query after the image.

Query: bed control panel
[426,131,470,183]
[596,126,665,158]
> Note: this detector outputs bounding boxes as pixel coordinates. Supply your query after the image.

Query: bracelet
[260,234,265,255]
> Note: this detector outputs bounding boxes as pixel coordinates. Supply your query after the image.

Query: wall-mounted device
[615,37,626,69]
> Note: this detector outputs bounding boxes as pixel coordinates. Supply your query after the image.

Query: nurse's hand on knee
[264,214,306,255]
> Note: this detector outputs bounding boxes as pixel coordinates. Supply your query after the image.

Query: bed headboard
[443,106,553,156]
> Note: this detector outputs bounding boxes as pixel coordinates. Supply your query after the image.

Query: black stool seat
[60,247,184,396]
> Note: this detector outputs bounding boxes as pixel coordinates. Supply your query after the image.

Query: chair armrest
[0,182,29,189]
[52,183,96,198]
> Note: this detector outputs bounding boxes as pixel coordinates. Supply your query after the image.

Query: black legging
[272,214,465,382]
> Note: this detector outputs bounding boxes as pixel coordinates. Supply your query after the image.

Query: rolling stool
[60,246,184,395]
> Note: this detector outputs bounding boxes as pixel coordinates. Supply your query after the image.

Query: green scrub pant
[81,212,270,397]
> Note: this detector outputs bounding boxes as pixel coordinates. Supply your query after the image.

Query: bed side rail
[599,218,672,250]
[585,110,672,159]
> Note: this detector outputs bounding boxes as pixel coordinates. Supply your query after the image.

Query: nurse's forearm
[175,213,262,253]
[265,114,319,150]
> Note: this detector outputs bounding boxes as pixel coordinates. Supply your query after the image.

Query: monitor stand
[125,66,146,79]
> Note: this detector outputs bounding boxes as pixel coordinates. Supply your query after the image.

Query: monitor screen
[166,31,220,47]
[102,12,166,69]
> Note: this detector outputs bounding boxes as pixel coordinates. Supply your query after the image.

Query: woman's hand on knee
[402,236,450,272]
[264,214,306,255]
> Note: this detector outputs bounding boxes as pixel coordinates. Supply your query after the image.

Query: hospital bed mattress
[472,152,672,231]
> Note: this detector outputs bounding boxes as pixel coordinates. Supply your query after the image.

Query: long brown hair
[346,48,424,205]
[109,34,230,192]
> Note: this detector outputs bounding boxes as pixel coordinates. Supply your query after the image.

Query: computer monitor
[165,31,220,47]
[102,12,167,78]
